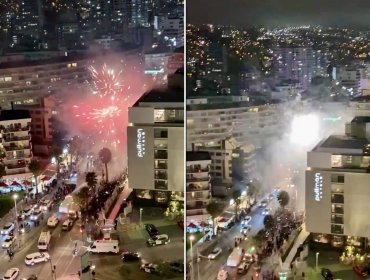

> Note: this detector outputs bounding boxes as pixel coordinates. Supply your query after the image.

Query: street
[190,195,279,280]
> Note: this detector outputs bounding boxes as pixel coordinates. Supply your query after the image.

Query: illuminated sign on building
[137,129,146,158]
[314,172,323,202]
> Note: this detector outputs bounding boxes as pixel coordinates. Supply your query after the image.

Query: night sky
[187,0,370,29]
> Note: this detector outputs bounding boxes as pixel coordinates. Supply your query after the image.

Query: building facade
[187,97,285,150]
[186,151,211,223]
[0,110,33,179]
[306,117,370,238]
[127,80,184,203]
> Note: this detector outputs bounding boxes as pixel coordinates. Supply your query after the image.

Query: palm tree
[99,147,112,183]
[232,189,242,220]
[277,190,290,209]
[28,160,43,195]
[85,172,98,193]
[206,200,226,236]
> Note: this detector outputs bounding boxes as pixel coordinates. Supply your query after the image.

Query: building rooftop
[0,110,31,121]
[187,99,281,111]
[186,151,211,162]
[317,135,368,150]
[351,116,370,124]
[134,86,184,106]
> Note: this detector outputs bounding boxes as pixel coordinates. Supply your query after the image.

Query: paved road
[191,195,279,280]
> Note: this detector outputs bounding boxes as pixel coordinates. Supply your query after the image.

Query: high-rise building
[305,116,370,239]
[13,0,44,42]
[273,47,327,91]
[0,110,33,180]
[186,151,211,224]
[127,69,184,203]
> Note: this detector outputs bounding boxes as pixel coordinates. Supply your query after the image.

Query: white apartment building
[0,110,33,179]
[197,137,256,185]
[187,99,285,150]
[306,116,370,239]
[0,55,88,108]
[186,151,211,223]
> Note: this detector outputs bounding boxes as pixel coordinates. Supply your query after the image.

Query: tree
[0,163,6,179]
[232,189,242,220]
[263,214,275,231]
[277,190,290,209]
[73,186,90,212]
[85,172,98,193]
[206,200,226,236]
[28,160,43,195]
[69,136,83,162]
[99,147,112,183]
[164,192,184,220]
[253,229,268,252]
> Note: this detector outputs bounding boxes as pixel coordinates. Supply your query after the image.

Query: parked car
[321,268,334,280]
[1,223,14,235]
[2,235,17,249]
[62,219,74,231]
[121,252,140,262]
[140,263,159,274]
[208,247,222,260]
[145,224,159,237]
[237,261,250,274]
[47,216,59,228]
[19,207,33,220]
[19,222,31,234]
[3,267,19,280]
[147,234,170,246]
[25,252,50,266]
[30,210,44,221]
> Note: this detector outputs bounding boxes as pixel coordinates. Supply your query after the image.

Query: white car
[2,235,17,249]
[1,223,14,235]
[3,267,19,280]
[240,225,252,234]
[208,247,222,260]
[241,216,252,225]
[30,210,43,221]
[47,216,59,228]
[40,199,53,211]
[25,252,50,266]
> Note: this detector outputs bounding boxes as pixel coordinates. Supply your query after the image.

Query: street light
[12,194,20,248]
[316,252,320,271]
[139,208,143,226]
[189,235,195,280]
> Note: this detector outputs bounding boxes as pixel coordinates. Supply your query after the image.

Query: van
[38,231,51,250]
[88,240,119,254]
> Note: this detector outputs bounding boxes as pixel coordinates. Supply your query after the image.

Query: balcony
[3,136,30,142]
[155,162,168,169]
[6,168,27,175]
[187,183,210,191]
[187,176,210,182]
[331,195,344,204]
[331,217,344,224]
[0,126,29,133]
[186,201,207,210]
[331,205,344,214]
[154,150,168,160]
[186,209,208,216]
[155,174,168,180]
[7,162,26,170]
[187,167,209,173]
[4,145,31,151]
[331,224,344,235]
[154,180,168,190]
[187,194,211,201]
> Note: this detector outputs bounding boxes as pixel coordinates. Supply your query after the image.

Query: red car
[353,265,368,277]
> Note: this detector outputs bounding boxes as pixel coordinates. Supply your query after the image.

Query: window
[154,128,168,139]
[331,174,344,183]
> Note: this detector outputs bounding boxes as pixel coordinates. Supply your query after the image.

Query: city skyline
[188,0,370,29]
